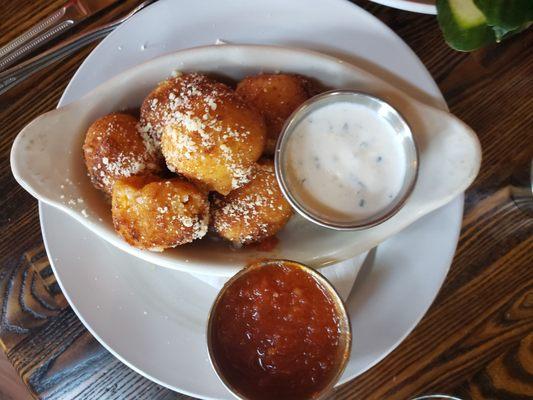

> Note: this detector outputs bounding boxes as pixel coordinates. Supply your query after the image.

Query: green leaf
[493,21,533,42]
[492,25,511,41]
[474,0,533,31]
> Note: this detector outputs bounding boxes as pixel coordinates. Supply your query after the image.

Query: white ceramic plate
[12,46,480,276]
[370,0,437,14]
[38,0,464,398]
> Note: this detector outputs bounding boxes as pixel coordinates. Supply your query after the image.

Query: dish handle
[10,107,104,220]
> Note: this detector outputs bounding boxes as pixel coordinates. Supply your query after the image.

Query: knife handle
[0,0,154,96]
[0,24,115,96]
[0,1,82,71]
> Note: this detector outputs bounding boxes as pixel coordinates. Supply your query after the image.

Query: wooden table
[1,1,532,399]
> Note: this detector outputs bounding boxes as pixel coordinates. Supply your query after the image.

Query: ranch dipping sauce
[277,91,417,228]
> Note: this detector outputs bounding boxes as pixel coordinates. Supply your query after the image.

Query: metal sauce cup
[274,90,419,230]
[206,259,352,400]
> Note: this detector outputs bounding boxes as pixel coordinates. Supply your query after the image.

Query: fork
[0,0,156,96]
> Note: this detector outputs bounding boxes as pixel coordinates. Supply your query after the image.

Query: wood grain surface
[0,0,532,399]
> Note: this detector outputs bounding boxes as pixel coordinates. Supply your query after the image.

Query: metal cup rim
[206,259,352,400]
[274,89,419,230]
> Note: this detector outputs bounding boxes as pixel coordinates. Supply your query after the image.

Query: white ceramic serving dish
[370,0,436,14]
[11,44,481,276]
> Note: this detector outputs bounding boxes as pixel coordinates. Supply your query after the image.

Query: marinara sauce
[209,260,349,400]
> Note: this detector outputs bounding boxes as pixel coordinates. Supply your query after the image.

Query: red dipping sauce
[208,260,351,400]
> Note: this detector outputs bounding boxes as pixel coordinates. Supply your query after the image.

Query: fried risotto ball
[139,77,176,148]
[112,175,210,251]
[236,73,318,154]
[140,73,267,195]
[83,113,161,195]
[211,159,292,245]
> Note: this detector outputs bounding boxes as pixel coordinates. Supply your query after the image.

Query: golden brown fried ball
[112,175,209,251]
[83,113,161,195]
[139,78,176,148]
[141,73,267,195]
[236,73,318,154]
[211,159,292,245]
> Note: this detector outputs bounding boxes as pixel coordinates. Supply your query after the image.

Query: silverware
[0,0,119,71]
[274,90,419,231]
[0,0,156,96]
